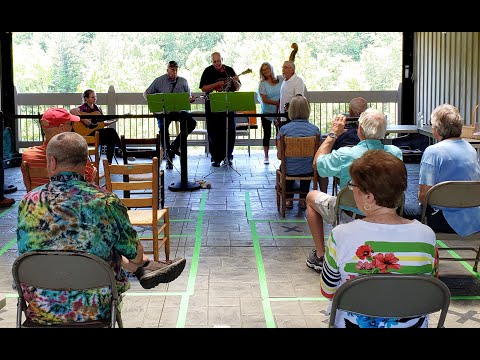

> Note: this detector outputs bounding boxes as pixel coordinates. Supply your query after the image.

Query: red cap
[41,108,80,128]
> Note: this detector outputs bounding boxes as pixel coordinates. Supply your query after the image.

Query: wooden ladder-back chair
[276,133,320,217]
[83,132,102,186]
[21,161,50,192]
[120,134,165,209]
[329,274,451,328]
[12,250,123,328]
[420,181,480,272]
[103,157,170,262]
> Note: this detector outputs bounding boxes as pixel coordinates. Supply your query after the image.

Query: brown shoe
[134,258,186,289]
[0,197,15,208]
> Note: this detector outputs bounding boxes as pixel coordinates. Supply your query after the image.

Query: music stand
[206,92,256,177]
[147,93,200,192]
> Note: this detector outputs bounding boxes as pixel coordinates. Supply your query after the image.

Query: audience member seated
[305,109,402,273]
[276,95,320,209]
[331,97,368,151]
[319,97,368,193]
[417,104,480,236]
[16,132,186,325]
[321,150,439,328]
[21,108,96,190]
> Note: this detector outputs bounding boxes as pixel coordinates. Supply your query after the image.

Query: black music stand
[147,93,200,192]
[205,92,256,177]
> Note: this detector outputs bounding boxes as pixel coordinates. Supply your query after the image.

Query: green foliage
[13,32,402,94]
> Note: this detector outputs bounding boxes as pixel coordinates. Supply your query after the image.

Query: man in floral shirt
[17,132,185,325]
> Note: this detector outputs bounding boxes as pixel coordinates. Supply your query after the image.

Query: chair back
[22,161,50,192]
[275,133,320,217]
[120,135,164,208]
[12,250,121,328]
[420,180,480,271]
[334,187,405,226]
[329,274,451,328]
[103,157,159,211]
[83,132,101,185]
[121,134,162,163]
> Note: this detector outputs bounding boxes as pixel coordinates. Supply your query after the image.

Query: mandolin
[214,68,253,92]
[72,111,118,137]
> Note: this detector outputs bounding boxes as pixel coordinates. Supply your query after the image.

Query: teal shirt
[316,140,403,213]
[17,172,139,324]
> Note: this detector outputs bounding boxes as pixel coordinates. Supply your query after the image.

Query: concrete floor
[1,148,479,328]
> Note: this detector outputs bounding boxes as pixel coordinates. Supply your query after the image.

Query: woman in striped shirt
[321,150,439,328]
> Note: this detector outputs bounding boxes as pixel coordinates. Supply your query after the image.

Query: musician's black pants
[206,112,236,164]
[156,113,197,161]
[89,127,121,164]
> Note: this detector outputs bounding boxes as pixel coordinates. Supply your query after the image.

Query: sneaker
[306,249,324,273]
[135,258,186,289]
[211,161,221,167]
[263,158,269,164]
[0,197,15,208]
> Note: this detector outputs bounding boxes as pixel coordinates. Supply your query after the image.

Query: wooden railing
[13,85,400,150]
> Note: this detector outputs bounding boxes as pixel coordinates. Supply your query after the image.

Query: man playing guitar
[70,89,122,164]
[199,52,241,167]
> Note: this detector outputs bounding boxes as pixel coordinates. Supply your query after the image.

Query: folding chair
[103,157,170,262]
[120,134,165,209]
[12,250,123,328]
[334,187,405,227]
[420,181,480,272]
[329,274,451,328]
[276,133,320,217]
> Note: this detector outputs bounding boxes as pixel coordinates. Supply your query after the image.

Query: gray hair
[46,132,89,168]
[430,104,463,139]
[288,95,310,120]
[358,108,387,139]
[283,60,295,72]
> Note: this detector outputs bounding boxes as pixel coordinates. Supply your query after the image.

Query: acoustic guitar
[72,111,118,137]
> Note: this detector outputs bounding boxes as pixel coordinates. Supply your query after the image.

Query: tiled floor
[1,148,479,328]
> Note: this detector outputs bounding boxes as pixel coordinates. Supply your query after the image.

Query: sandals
[299,201,307,209]
[285,200,293,209]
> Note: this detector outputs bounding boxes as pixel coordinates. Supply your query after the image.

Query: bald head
[46,132,89,176]
[349,97,368,117]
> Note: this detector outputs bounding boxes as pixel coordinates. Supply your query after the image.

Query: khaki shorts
[312,192,357,225]
[312,192,337,225]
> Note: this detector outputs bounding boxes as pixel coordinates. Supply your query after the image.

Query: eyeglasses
[347,180,359,191]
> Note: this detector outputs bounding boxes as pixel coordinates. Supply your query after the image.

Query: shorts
[312,192,357,225]
[312,192,337,225]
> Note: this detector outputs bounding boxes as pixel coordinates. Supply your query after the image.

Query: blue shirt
[278,119,320,175]
[258,77,283,122]
[419,139,480,237]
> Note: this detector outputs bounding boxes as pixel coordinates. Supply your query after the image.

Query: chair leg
[164,208,170,261]
[160,170,165,209]
[153,219,159,262]
[474,246,480,272]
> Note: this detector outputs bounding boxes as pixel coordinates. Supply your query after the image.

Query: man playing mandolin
[70,89,122,164]
[199,52,244,167]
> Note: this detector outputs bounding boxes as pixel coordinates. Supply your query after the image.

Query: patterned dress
[17,172,139,324]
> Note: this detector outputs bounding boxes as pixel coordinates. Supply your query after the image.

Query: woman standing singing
[257,62,283,164]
